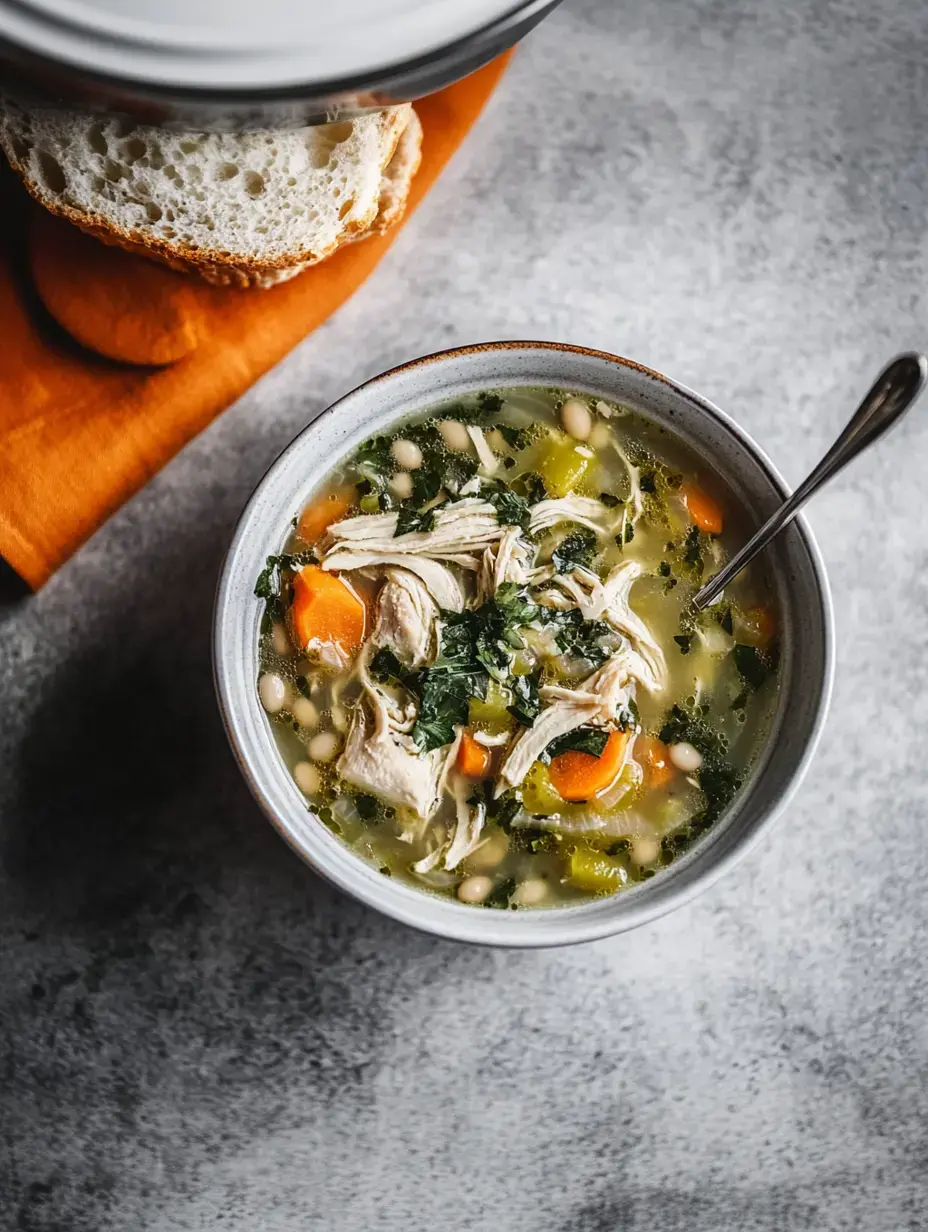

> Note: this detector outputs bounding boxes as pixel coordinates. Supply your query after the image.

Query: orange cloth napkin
[0,57,510,589]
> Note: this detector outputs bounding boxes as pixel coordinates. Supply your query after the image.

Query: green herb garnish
[552,527,598,574]
[541,726,609,763]
[507,671,542,725]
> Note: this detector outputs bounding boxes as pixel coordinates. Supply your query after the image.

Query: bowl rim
[213,340,835,947]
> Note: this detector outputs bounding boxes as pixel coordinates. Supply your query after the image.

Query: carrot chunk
[737,605,776,649]
[679,484,724,535]
[457,729,492,779]
[549,731,630,801]
[297,487,355,545]
[636,735,677,790]
[290,565,366,658]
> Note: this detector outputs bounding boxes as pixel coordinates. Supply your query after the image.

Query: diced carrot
[737,605,776,649]
[457,729,492,779]
[636,735,677,790]
[289,565,366,657]
[679,483,724,535]
[549,731,630,802]
[297,486,355,545]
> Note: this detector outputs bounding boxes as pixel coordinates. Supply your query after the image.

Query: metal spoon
[692,351,928,612]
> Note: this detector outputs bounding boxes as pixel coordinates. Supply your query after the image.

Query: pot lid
[0,0,540,92]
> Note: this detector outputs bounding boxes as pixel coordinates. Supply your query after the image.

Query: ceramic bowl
[213,342,833,947]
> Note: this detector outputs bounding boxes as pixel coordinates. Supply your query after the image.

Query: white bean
[293,761,322,795]
[589,421,612,449]
[669,741,703,773]
[388,471,414,500]
[270,622,291,656]
[485,428,508,453]
[457,875,493,904]
[560,397,593,442]
[308,731,340,763]
[292,697,319,729]
[391,438,423,470]
[631,836,660,866]
[258,672,288,714]
[512,878,549,907]
[466,830,509,871]
[438,419,472,452]
[330,704,349,733]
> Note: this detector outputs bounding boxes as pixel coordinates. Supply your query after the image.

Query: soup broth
[254,389,779,909]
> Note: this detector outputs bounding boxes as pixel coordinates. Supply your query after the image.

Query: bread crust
[0,104,414,289]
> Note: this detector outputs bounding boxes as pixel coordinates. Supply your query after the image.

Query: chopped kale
[483,485,532,531]
[545,607,612,667]
[617,697,640,731]
[683,525,703,571]
[541,726,609,763]
[254,552,312,624]
[410,465,443,508]
[730,689,749,712]
[411,587,541,750]
[507,671,542,725]
[495,423,529,450]
[599,492,622,508]
[524,473,548,505]
[624,522,635,544]
[394,504,437,536]
[477,392,504,417]
[657,560,672,578]
[370,647,406,684]
[353,794,380,821]
[639,471,657,494]
[484,877,517,909]
[673,634,693,655]
[719,606,734,635]
[552,527,598,574]
[733,643,770,690]
[294,675,312,699]
[665,473,683,489]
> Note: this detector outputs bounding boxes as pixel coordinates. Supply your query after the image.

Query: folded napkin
[0,56,510,588]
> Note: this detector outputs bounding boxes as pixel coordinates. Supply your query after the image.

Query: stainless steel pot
[0,0,561,130]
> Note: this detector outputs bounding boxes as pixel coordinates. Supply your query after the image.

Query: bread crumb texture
[0,104,411,283]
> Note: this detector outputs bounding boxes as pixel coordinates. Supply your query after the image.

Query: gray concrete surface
[2,1,927,1228]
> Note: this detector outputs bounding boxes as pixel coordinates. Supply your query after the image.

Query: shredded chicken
[477,526,532,601]
[337,687,448,817]
[529,496,618,537]
[322,553,463,611]
[442,775,487,869]
[372,567,437,667]
[496,650,639,794]
[323,498,503,565]
[466,425,498,473]
[536,559,665,691]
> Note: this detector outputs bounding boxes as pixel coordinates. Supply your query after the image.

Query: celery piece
[566,848,630,894]
[539,435,591,498]
[521,762,564,815]
[468,679,516,735]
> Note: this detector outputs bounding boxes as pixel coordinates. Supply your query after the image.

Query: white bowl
[214,342,834,947]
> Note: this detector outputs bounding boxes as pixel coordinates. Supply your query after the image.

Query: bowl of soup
[214,342,833,946]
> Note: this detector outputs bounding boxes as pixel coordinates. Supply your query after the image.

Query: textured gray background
[2,1,927,1229]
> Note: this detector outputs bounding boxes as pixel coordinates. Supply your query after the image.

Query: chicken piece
[322,498,504,566]
[373,567,438,668]
[322,552,464,612]
[495,650,639,794]
[442,774,487,870]
[476,526,532,602]
[466,425,498,473]
[537,559,665,692]
[529,495,618,537]
[337,687,447,817]
[611,439,644,523]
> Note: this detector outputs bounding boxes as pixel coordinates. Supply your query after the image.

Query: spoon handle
[692,352,928,612]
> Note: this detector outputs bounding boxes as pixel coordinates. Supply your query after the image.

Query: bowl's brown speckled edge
[213,342,834,947]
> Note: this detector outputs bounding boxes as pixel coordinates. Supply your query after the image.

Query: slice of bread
[0,103,412,288]
[368,108,423,237]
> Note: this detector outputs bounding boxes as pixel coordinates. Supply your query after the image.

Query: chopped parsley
[483,485,532,532]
